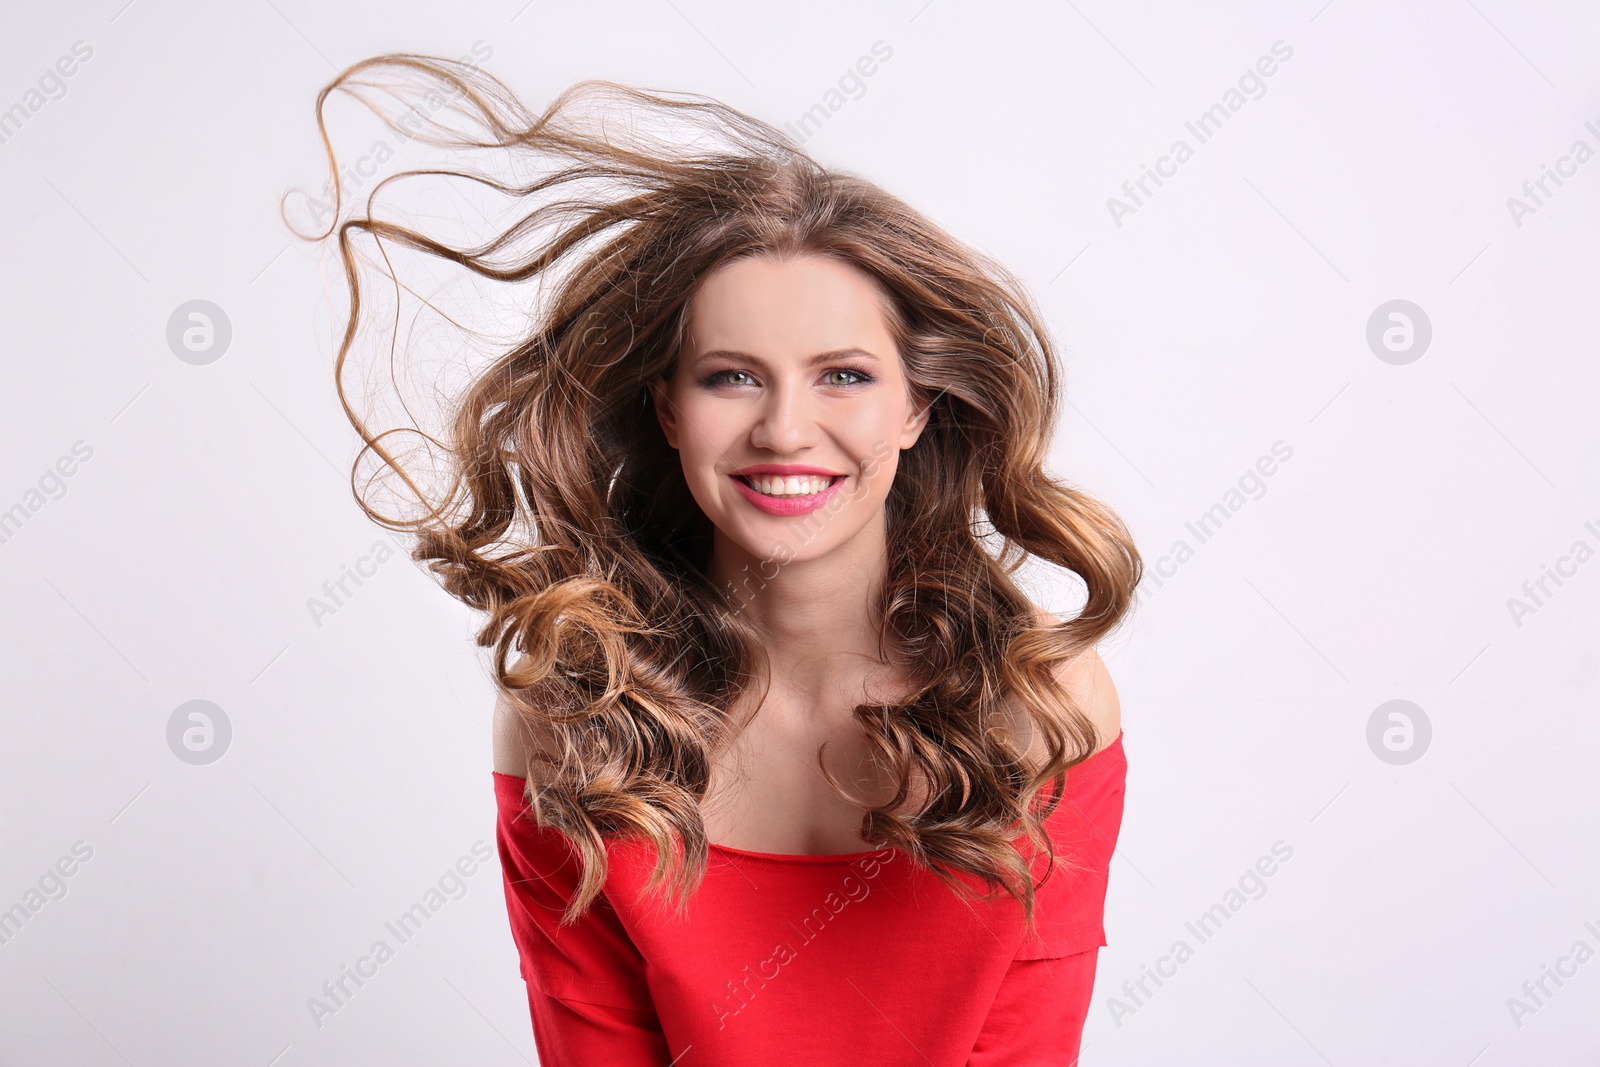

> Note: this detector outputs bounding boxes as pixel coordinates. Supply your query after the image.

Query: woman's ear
[648,376,680,449]
[900,385,933,450]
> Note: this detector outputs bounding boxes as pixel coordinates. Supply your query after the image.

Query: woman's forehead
[684,254,897,359]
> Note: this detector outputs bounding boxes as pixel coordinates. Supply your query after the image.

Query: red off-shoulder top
[492,731,1126,1065]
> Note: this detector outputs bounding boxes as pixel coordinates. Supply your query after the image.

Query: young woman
[301,53,1141,1065]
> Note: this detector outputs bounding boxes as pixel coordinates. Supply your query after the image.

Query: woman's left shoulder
[1034,608,1122,758]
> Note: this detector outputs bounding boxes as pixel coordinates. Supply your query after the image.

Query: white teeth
[744,474,833,497]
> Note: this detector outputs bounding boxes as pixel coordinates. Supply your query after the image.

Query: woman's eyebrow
[692,347,883,369]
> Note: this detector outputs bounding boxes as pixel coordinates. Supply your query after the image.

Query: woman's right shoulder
[492,656,560,778]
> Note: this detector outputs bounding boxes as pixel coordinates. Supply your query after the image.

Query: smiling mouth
[733,473,844,498]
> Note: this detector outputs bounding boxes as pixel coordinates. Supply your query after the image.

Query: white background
[2,1,1597,1064]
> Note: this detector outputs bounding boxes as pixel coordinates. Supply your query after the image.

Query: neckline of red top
[492,728,1125,866]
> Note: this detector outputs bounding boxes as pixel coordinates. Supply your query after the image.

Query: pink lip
[731,464,844,477]
[729,472,846,516]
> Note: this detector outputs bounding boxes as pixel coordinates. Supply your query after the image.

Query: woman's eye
[700,370,752,387]
[700,368,874,388]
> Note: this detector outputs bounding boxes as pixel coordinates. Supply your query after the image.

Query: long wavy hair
[291,52,1142,935]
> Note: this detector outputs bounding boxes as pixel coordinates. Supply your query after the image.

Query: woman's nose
[748,381,816,453]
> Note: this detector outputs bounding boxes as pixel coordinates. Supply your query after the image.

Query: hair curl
[290,52,1142,937]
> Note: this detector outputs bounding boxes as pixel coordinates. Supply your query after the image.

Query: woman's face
[649,253,931,572]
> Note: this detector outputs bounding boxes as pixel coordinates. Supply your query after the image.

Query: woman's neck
[709,526,894,697]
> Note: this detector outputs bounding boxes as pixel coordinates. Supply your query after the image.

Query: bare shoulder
[1035,608,1122,757]
[491,656,560,778]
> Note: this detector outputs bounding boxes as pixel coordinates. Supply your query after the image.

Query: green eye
[698,368,875,388]
[699,370,751,387]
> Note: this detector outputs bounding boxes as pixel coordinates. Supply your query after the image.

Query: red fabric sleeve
[493,771,671,1066]
[965,952,1099,1066]
[1012,735,1125,960]
[969,735,1126,1063]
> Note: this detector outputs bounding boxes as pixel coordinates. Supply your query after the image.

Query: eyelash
[698,368,876,389]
